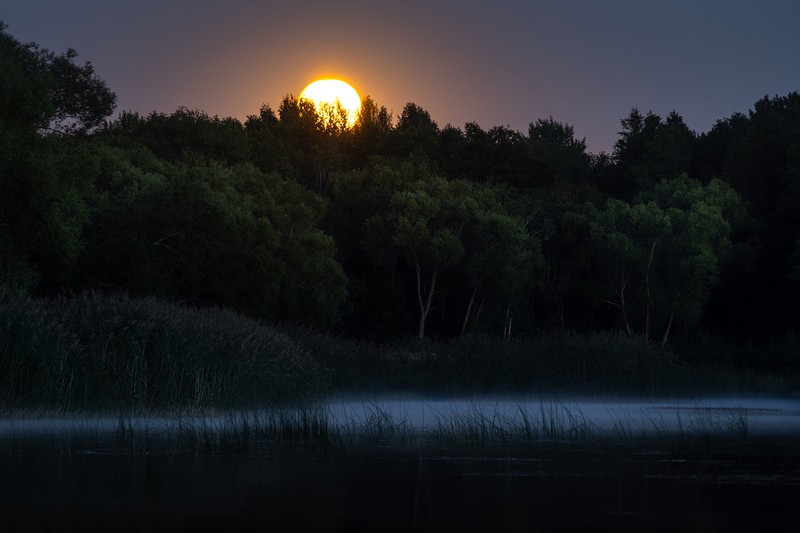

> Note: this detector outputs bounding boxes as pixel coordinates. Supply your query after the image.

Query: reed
[0,397,762,461]
[0,292,326,413]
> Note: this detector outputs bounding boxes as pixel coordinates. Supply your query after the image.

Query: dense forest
[2,24,800,381]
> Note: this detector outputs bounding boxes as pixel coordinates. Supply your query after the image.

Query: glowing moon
[298,79,361,128]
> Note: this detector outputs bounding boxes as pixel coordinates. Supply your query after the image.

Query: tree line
[3,24,800,364]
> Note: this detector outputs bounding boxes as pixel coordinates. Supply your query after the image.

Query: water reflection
[2,434,799,531]
[1,397,798,531]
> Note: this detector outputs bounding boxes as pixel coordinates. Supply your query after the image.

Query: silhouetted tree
[0,22,115,134]
[103,108,248,165]
[350,95,392,162]
[392,103,439,160]
[527,117,591,184]
[696,92,800,340]
[244,104,284,173]
[0,23,113,293]
[614,108,695,196]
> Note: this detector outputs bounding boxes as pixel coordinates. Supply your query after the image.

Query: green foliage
[75,147,346,327]
[0,22,115,134]
[0,24,113,293]
[590,175,744,343]
[0,132,97,293]
[352,164,545,338]
[370,172,471,337]
[103,108,249,165]
[3,24,800,378]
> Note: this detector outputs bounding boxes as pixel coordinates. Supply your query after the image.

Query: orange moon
[298,79,361,128]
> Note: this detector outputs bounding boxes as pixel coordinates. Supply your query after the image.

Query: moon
[298,79,361,128]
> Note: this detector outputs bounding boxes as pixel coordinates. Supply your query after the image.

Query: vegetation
[1,399,762,457]
[0,291,790,414]
[0,291,328,412]
[1,24,800,410]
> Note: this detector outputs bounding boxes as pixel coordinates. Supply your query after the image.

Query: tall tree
[76,148,347,327]
[459,191,544,338]
[385,178,471,338]
[0,22,115,134]
[0,24,114,293]
[696,92,800,340]
[103,108,248,165]
[392,103,439,161]
[527,117,591,184]
[244,104,283,173]
[614,108,694,197]
[350,95,392,162]
[590,175,744,344]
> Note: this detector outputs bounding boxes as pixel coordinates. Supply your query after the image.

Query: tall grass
[88,401,757,456]
[0,291,326,413]
[166,408,339,454]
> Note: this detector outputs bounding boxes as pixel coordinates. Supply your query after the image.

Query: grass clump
[0,291,327,413]
[425,401,596,448]
[169,408,339,454]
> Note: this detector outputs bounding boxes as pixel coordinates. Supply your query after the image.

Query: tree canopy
[3,24,800,365]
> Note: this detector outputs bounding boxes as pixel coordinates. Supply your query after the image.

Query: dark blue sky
[4,0,799,153]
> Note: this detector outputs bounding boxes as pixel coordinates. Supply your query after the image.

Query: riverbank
[1,292,796,414]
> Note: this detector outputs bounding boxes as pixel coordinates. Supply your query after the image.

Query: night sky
[4,0,799,153]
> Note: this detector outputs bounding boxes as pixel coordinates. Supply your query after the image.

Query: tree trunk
[461,287,477,338]
[608,267,633,336]
[503,303,513,339]
[661,291,682,347]
[547,259,566,327]
[316,164,330,197]
[416,263,438,339]
[620,274,632,336]
[644,240,658,343]
[474,294,485,324]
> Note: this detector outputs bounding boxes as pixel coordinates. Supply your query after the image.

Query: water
[2,396,798,438]
[2,397,799,531]
[324,396,800,437]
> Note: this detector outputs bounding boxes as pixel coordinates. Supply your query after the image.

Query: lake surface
[325,396,800,436]
[2,397,799,531]
[2,396,798,438]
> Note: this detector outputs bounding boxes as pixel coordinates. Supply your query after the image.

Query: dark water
[2,398,799,532]
[324,397,800,436]
[2,439,799,532]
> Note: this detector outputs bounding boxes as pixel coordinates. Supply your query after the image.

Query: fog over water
[3,397,798,532]
[2,397,799,438]
[326,397,800,436]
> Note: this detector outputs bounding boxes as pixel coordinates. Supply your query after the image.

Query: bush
[0,291,327,413]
